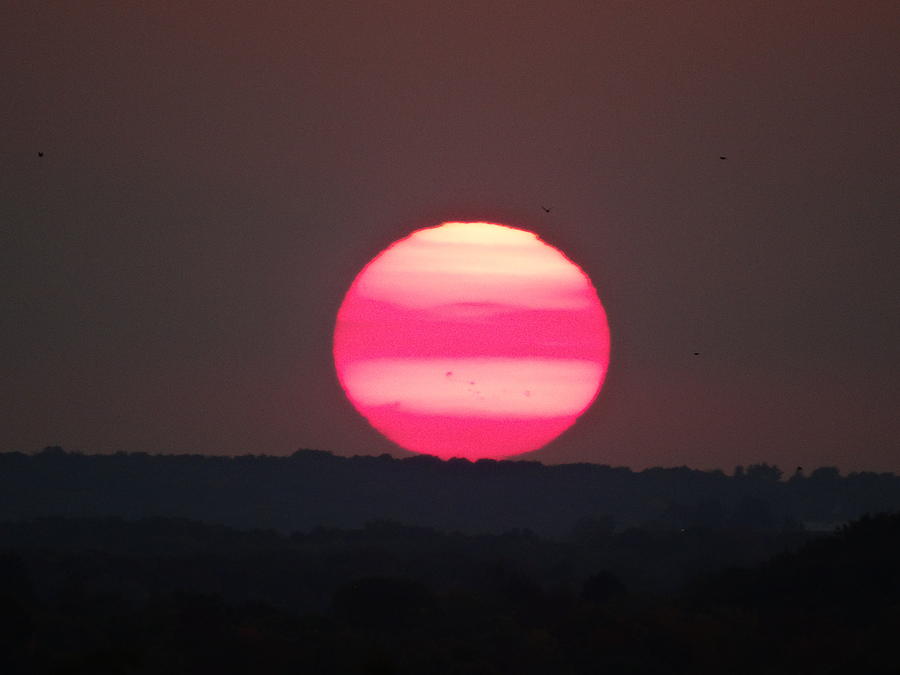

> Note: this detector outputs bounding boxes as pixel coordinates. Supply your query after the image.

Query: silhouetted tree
[810,466,841,481]
[746,463,783,482]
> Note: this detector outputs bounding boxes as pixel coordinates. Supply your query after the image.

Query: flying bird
[541,206,552,213]
[693,352,700,356]
[38,151,44,157]
[719,156,727,160]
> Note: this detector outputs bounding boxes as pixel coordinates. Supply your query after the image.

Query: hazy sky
[3,1,898,471]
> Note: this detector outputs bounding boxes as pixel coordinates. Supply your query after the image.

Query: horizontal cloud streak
[342,358,603,418]
[334,222,610,459]
[336,299,608,361]
[354,222,593,310]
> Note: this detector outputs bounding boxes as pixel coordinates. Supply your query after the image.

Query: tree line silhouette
[2,448,899,673]
[1,447,898,535]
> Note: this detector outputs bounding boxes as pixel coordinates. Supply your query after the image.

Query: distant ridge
[1,447,897,536]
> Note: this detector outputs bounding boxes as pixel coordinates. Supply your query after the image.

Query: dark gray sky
[3,1,898,471]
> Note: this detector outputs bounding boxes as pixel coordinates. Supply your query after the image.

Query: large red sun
[333,222,610,460]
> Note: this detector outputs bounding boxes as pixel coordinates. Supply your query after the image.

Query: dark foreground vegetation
[2,447,899,535]
[1,513,899,674]
[2,448,899,673]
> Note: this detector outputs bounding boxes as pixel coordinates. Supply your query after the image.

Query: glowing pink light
[333,221,610,460]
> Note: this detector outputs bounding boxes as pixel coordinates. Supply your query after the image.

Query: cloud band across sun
[333,222,610,460]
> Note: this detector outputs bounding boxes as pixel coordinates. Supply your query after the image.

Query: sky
[2,1,898,472]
